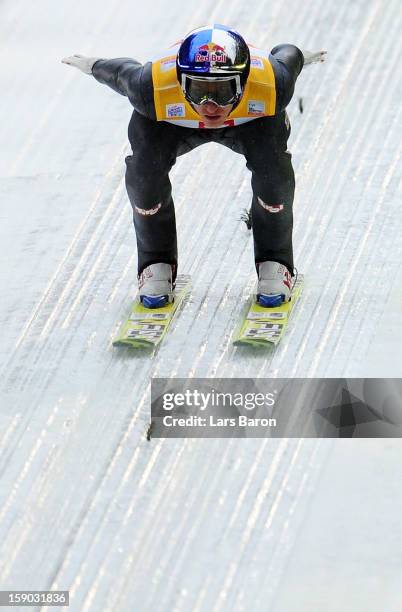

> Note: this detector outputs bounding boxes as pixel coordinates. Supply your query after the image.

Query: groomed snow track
[1,0,401,610]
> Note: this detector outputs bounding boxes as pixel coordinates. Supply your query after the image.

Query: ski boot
[138,263,174,308]
[257,261,293,307]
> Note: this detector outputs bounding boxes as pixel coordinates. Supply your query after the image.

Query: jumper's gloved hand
[301,50,327,66]
[61,54,101,75]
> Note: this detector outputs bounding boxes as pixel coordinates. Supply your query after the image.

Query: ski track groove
[0,0,401,610]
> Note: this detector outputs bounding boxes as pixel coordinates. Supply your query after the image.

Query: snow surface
[0,0,401,610]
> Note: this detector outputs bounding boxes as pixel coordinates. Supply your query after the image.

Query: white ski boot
[138,263,174,308]
[257,261,293,307]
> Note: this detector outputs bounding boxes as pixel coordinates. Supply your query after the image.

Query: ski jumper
[92,43,304,277]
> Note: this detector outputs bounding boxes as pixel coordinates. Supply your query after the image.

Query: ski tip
[233,338,276,348]
[112,339,155,349]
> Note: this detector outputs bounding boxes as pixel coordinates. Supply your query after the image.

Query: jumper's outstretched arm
[62,53,155,118]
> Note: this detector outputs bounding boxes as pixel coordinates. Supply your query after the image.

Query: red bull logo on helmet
[195,42,227,63]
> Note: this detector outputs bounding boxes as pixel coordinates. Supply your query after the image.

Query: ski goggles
[181,74,242,107]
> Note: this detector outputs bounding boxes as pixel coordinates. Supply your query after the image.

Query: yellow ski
[233,275,304,347]
[113,275,191,349]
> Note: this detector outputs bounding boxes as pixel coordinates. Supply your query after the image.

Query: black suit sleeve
[92,59,156,120]
[269,44,304,113]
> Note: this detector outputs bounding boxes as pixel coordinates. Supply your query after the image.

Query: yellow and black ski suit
[92,43,304,277]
